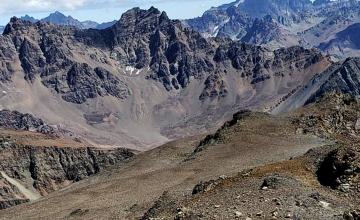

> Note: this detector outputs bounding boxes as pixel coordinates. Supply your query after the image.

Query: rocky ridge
[272,57,360,113]
[1,7,328,98]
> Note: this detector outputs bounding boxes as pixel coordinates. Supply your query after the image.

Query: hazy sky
[0,0,233,25]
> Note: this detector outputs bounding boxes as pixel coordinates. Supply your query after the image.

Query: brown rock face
[0,129,134,211]
[0,136,134,196]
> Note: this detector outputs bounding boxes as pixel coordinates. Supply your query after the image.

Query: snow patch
[124,66,143,76]
[212,18,230,37]
[234,0,244,7]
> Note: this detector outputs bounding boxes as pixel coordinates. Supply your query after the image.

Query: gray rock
[0,110,55,135]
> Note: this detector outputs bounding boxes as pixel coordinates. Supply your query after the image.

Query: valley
[0,0,359,219]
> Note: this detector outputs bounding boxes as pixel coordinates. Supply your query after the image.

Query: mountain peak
[50,11,66,17]
[120,6,163,20]
[3,17,34,35]
[20,15,38,23]
[114,7,171,31]
[45,11,69,20]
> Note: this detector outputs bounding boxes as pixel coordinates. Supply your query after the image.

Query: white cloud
[0,0,91,14]
[0,0,209,14]
[0,0,231,24]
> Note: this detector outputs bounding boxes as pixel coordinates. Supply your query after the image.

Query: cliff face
[0,134,134,209]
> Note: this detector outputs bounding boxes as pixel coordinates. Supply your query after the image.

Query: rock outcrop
[0,136,134,196]
[0,110,55,134]
[272,57,360,113]
[60,64,130,104]
[317,145,360,192]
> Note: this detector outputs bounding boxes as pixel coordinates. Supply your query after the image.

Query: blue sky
[0,0,233,25]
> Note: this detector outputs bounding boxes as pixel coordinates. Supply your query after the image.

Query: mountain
[20,15,38,23]
[41,11,85,28]
[240,16,300,49]
[0,26,4,34]
[185,0,314,40]
[19,11,116,30]
[185,0,360,58]
[185,5,252,39]
[0,6,330,151]
[0,4,359,218]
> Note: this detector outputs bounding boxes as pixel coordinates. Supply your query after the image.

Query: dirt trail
[0,171,41,201]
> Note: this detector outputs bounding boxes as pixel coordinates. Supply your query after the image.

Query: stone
[272,211,279,217]
[339,183,351,192]
[261,175,285,189]
[234,211,243,218]
[285,213,292,218]
[219,175,227,180]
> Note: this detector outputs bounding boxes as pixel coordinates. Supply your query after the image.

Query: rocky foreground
[138,93,360,220]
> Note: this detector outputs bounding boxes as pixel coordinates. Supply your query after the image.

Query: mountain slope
[318,23,360,57]
[272,57,360,113]
[0,7,331,150]
[241,16,300,49]
[1,93,359,219]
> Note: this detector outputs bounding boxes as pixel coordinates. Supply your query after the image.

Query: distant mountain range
[2,0,360,58]
[184,0,360,58]
[19,11,117,30]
